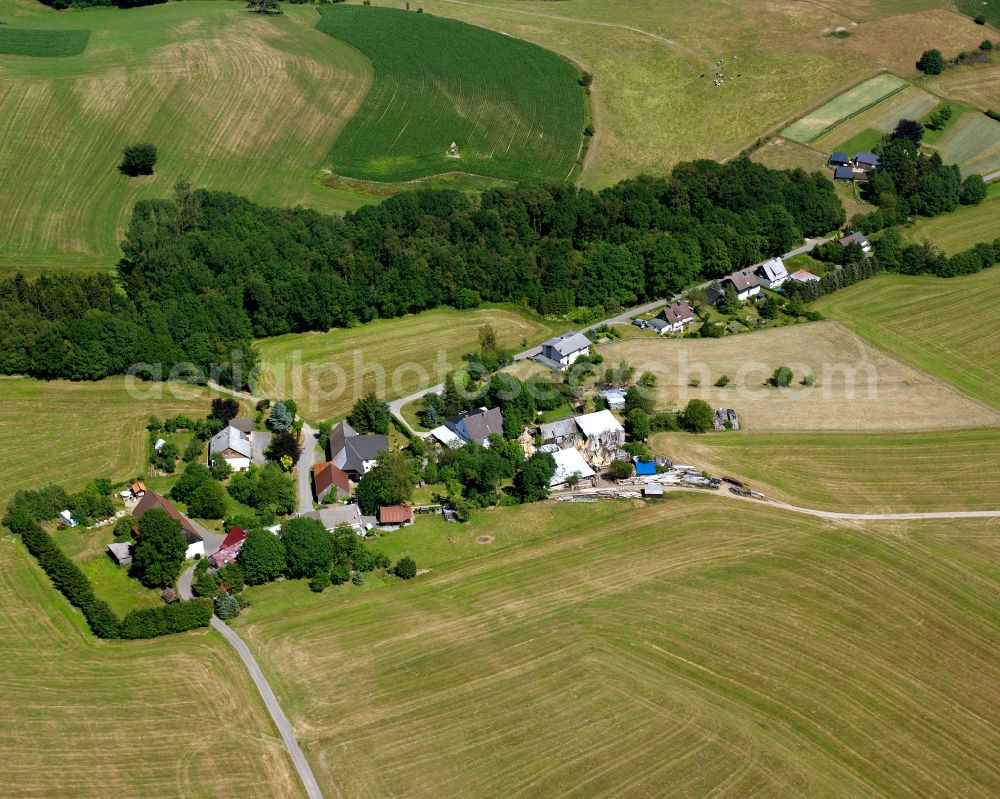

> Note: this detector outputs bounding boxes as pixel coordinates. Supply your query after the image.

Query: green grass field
[0,376,233,512]
[0,0,373,274]
[0,535,307,798]
[254,306,560,423]
[902,196,1000,253]
[927,112,1000,176]
[0,26,89,56]
[956,0,1000,26]
[816,267,1000,409]
[782,73,908,143]
[317,6,584,182]
[813,84,938,152]
[234,495,1000,798]
[652,430,1000,512]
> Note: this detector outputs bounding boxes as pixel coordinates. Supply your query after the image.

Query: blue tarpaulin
[635,461,656,476]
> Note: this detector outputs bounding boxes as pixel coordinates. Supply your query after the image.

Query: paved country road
[178,566,326,799]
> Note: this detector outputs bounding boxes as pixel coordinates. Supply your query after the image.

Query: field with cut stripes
[927,112,1000,176]
[817,267,1000,409]
[926,61,1000,112]
[781,73,907,143]
[812,84,938,152]
[317,6,583,182]
[235,496,1000,798]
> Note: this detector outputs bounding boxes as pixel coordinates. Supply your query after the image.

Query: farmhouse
[132,490,207,559]
[754,257,788,289]
[723,270,761,301]
[834,165,855,181]
[313,461,351,503]
[549,447,596,487]
[656,300,695,333]
[828,151,851,166]
[445,406,503,446]
[302,503,365,533]
[210,526,248,568]
[328,420,388,480]
[209,423,252,472]
[839,231,872,254]
[790,269,821,283]
[854,151,880,170]
[539,331,591,370]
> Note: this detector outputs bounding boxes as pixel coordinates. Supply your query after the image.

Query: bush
[916,49,945,75]
[237,528,287,585]
[625,409,651,441]
[351,570,365,586]
[394,556,417,579]
[119,600,212,639]
[130,508,186,589]
[119,143,157,177]
[608,459,634,479]
[330,561,350,585]
[187,479,227,520]
[113,515,136,541]
[681,399,714,433]
[170,462,211,503]
[192,570,220,598]
[281,517,334,578]
[210,458,233,481]
[309,570,330,592]
[769,366,794,387]
[213,592,241,620]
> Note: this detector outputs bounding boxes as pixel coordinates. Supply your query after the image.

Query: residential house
[790,269,821,283]
[853,151,880,170]
[132,490,207,559]
[647,318,670,334]
[838,231,872,254]
[302,503,365,534]
[131,481,146,497]
[209,423,252,472]
[834,165,855,181]
[445,407,504,446]
[539,331,591,370]
[828,151,851,166]
[598,388,626,410]
[723,270,761,301]
[754,257,789,289]
[549,447,596,488]
[313,461,351,503]
[656,300,695,333]
[377,505,413,527]
[107,542,132,567]
[328,420,388,481]
[429,425,465,449]
[539,418,578,446]
[210,526,249,568]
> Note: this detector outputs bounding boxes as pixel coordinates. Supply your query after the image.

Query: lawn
[254,306,561,423]
[595,319,1000,431]
[317,6,584,183]
[926,112,1000,176]
[816,267,1000,408]
[0,535,306,798]
[781,73,908,143]
[0,0,373,275]
[901,196,1000,253]
[0,376,230,514]
[0,26,89,56]
[234,494,1000,798]
[652,429,1000,512]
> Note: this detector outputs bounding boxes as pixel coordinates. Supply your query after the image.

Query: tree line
[1,159,845,382]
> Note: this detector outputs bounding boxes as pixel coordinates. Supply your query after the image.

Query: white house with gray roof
[328,420,388,480]
[754,257,789,289]
[209,424,252,472]
[540,331,591,370]
[445,407,504,446]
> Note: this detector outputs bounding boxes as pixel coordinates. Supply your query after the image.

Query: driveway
[297,423,319,514]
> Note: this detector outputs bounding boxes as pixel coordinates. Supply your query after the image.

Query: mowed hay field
[318,6,583,183]
[597,320,1000,431]
[369,0,985,187]
[0,0,372,274]
[925,60,1000,112]
[0,537,303,798]
[812,83,939,152]
[817,267,1000,409]
[902,196,1000,253]
[255,306,558,423]
[652,429,1000,512]
[781,72,907,143]
[926,112,1000,176]
[0,376,231,510]
[235,496,1000,798]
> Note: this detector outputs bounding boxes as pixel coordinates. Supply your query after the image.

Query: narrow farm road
[177,567,327,799]
[982,169,1000,183]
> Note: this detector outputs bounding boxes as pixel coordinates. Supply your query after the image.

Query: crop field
[0,535,305,798]
[811,84,938,152]
[0,0,373,274]
[902,196,1000,253]
[317,6,583,183]
[0,376,234,512]
[652,429,1000,512]
[816,267,1000,409]
[926,112,1000,176]
[235,495,1000,798]
[781,73,907,143]
[0,26,89,56]
[597,320,1000,432]
[254,306,559,423]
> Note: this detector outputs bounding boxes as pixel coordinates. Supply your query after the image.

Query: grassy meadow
[901,196,1000,252]
[0,26,89,56]
[254,306,560,423]
[0,0,373,274]
[652,429,1000,512]
[0,535,306,798]
[956,0,1000,26]
[816,267,1000,409]
[926,112,1000,176]
[596,320,1000,432]
[317,6,584,183]
[0,376,226,512]
[234,495,1000,798]
[926,60,1000,112]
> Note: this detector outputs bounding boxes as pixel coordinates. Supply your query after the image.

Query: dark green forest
[2,158,846,382]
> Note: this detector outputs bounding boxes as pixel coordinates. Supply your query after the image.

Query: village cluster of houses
[829,150,880,182]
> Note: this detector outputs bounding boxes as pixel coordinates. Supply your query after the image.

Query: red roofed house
[377,505,413,527]
[210,526,248,568]
[313,461,351,503]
